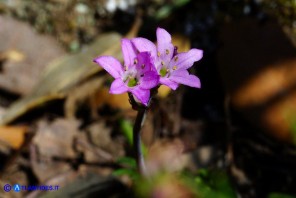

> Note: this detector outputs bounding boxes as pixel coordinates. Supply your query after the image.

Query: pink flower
[132,27,203,90]
[94,39,159,106]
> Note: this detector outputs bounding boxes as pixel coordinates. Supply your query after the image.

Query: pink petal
[110,78,129,94]
[136,52,154,74]
[132,38,157,59]
[139,71,159,89]
[169,49,203,70]
[159,78,179,90]
[94,56,123,78]
[121,39,137,67]
[170,69,201,88]
[130,87,150,106]
[156,27,174,62]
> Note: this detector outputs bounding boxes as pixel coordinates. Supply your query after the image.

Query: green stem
[128,92,150,176]
[133,106,147,175]
[128,86,160,176]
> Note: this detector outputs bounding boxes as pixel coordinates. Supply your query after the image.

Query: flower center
[160,67,168,77]
[127,77,138,87]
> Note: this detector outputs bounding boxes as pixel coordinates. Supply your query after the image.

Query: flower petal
[139,71,159,89]
[130,87,150,106]
[159,78,179,90]
[132,38,157,59]
[94,56,123,78]
[170,69,201,88]
[110,78,129,94]
[136,52,154,74]
[156,27,174,62]
[121,39,137,67]
[169,49,203,70]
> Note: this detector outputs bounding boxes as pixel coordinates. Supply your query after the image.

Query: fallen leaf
[157,85,171,98]
[93,86,131,110]
[64,77,105,119]
[33,118,80,158]
[75,122,124,163]
[263,91,296,141]
[0,16,66,95]
[0,125,27,149]
[0,164,29,198]
[1,49,25,62]
[137,173,195,198]
[146,138,188,176]
[31,119,79,183]
[0,32,122,125]
[232,59,296,107]
[218,18,296,144]
[31,155,73,184]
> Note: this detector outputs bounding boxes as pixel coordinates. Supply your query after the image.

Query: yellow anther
[134,59,138,64]
[157,52,161,57]
[161,61,165,66]
[173,66,177,70]
[165,49,169,55]
[174,56,178,62]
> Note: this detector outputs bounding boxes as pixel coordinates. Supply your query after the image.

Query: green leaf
[116,156,136,169]
[192,169,236,198]
[119,119,147,155]
[120,119,133,145]
[155,0,190,19]
[112,168,140,181]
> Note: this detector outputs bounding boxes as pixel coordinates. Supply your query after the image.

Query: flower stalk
[128,92,150,176]
[133,102,148,175]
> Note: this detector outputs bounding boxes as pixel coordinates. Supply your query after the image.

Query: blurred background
[0,0,296,197]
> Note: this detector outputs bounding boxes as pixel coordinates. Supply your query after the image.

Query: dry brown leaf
[146,138,188,176]
[31,119,79,183]
[93,86,131,110]
[31,155,73,184]
[75,122,124,163]
[145,174,195,198]
[233,59,296,107]
[0,125,27,149]
[0,16,66,95]
[0,163,29,198]
[218,18,296,144]
[157,85,171,98]
[33,118,80,158]
[263,91,296,141]
[0,32,122,125]
[231,59,296,142]
[1,49,25,62]
[64,77,105,119]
